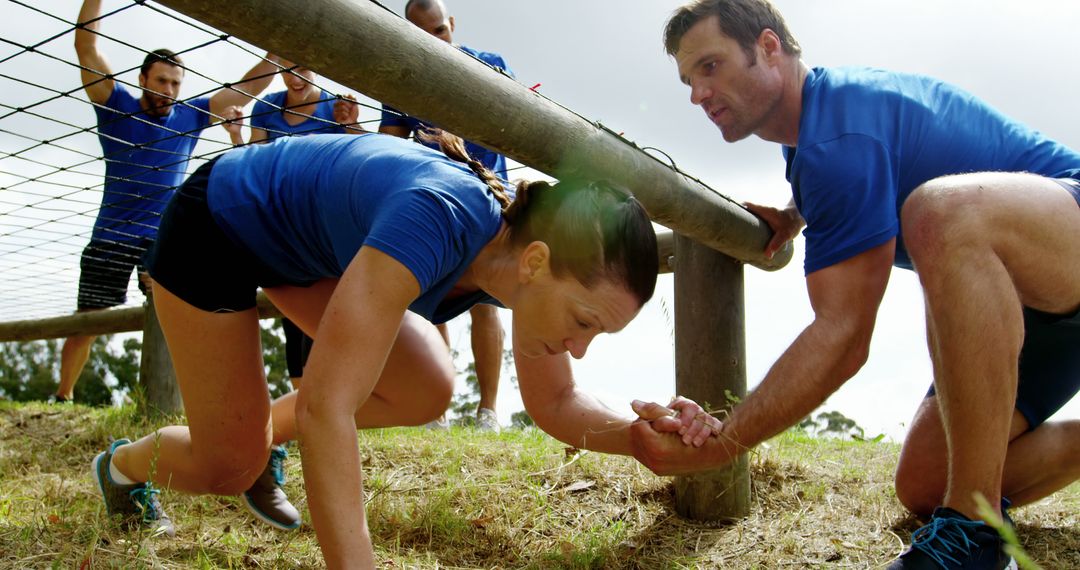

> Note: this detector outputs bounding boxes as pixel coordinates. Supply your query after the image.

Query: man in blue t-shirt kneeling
[629,2,1080,569]
[380,0,513,434]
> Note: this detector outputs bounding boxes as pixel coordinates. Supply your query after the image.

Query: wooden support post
[673,233,750,521]
[137,291,183,416]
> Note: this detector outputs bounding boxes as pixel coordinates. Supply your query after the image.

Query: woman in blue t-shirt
[92,132,707,565]
[224,59,361,146]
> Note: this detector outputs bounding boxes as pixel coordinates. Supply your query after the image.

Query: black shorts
[282,318,314,378]
[1053,177,1080,208]
[926,303,1080,429]
[77,237,152,310]
[145,159,298,313]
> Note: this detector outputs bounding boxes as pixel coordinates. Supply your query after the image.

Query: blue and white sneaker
[91,439,175,537]
[242,445,301,530]
[887,507,1018,569]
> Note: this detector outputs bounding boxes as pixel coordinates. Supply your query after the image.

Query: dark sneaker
[887,507,1017,569]
[999,497,1014,530]
[92,439,175,537]
[49,395,73,405]
[242,445,301,530]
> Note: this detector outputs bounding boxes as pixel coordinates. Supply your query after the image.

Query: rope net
[0,0,680,327]
[0,0,538,324]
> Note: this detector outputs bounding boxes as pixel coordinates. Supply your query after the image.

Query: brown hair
[425,129,658,305]
[663,0,801,63]
[140,49,184,77]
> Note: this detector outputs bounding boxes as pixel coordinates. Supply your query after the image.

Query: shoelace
[910,516,983,567]
[129,484,163,523]
[269,446,288,487]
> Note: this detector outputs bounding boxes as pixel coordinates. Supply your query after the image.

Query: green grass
[0,401,1077,568]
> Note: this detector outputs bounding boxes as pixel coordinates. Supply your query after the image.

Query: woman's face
[512,270,641,361]
[281,64,317,96]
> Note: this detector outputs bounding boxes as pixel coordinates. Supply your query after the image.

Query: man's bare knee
[894,459,942,518]
[901,177,986,259]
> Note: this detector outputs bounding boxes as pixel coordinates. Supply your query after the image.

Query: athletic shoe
[887,507,1017,569]
[424,414,450,430]
[91,439,175,537]
[476,407,500,433]
[242,445,301,530]
[49,395,73,405]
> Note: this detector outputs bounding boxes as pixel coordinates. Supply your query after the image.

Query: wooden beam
[153,0,792,272]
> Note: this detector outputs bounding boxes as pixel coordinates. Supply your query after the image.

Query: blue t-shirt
[93,84,211,242]
[785,67,1080,274]
[250,89,344,141]
[207,133,503,324]
[380,45,514,178]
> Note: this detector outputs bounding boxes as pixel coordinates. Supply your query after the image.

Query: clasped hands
[629,396,734,476]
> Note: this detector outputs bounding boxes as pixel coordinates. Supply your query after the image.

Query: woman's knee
[191,443,271,495]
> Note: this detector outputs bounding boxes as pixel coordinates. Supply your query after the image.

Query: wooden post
[137,291,183,416]
[673,233,750,521]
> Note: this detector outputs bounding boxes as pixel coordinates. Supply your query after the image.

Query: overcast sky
[1,0,1077,438]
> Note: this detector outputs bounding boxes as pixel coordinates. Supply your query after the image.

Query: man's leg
[57,332,96,400]
[896,397,1080,517]
[59,239,139,401]
[470,304,504,428]
[900,172,1080,519]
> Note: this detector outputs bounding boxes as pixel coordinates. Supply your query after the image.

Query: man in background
[380,0,513,432]
[56,0,279,403]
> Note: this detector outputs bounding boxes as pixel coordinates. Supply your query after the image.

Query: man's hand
[334,94,363,133]
[629,417,735,476]
[744,201,805,260]
[220,105,245,145]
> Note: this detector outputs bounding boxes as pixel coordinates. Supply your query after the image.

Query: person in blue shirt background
[57,0,279,403]
[227,59,362,146]
[90,131,719,565]
[380,0,515,434]
[631,1,1080,569]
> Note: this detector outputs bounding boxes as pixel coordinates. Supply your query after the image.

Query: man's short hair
[663,0,801,62]
[140,48,184,77]
[404,0,442,18]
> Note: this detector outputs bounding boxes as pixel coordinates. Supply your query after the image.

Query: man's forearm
[723,317,867,452]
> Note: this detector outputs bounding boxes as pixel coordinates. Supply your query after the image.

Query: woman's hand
[334,94,363,133]
[631,396,722,448]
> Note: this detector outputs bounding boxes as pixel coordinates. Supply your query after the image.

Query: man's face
[675,16,783,143]
[138,62,184,117]
[407,4,454,43]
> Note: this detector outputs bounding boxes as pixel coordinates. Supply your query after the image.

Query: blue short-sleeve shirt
[250,89,344,141]
[206,133,503,323]
[786,67,1080,274]
[380,45,514,179]
[93,84,211,242]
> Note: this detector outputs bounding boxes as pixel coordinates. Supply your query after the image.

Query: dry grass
[0,402,1076,569]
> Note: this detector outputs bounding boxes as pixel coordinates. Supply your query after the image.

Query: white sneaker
[476,408,500,433]
[424,415,450,430]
